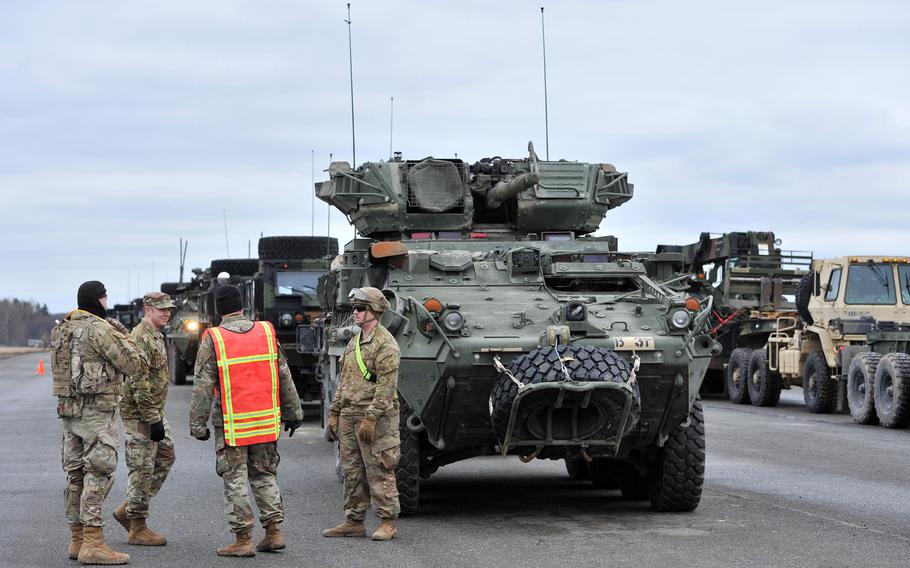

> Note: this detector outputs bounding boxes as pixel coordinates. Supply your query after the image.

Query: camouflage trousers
[123,417,175,519]
[214,428,284,533]
[61,398,118,527]
[339,412,401,520]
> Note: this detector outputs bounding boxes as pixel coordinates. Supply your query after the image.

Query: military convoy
[315,144,720,514]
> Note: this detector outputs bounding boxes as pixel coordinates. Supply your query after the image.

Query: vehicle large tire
[397,407,421,516]
[160,282,181,295]
[209,258,259,277]
[873,352,910,429]
[747,349,781,407]
[795,272,815,325]
[489,345,639,443]
[803,351,836,413]
[258,236,339,260]
[726,347,752,404]
[166,340,188,385]
[847,352,880,425]
[649,398,705,512]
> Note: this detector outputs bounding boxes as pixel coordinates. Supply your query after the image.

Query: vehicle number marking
[612,336,655,351]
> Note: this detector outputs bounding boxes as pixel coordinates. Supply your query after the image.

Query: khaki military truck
[757,256,910,428]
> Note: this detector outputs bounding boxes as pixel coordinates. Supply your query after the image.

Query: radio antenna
[346,3,356,166]
[540,6,550,160]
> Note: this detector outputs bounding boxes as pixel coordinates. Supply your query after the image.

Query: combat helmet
[348,287,390,313]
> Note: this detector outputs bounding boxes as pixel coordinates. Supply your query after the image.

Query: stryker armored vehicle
[255,236,338,404]
[161,269,210,385]
[316,143,720,514]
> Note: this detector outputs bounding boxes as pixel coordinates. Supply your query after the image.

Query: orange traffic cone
[36,359,46,375]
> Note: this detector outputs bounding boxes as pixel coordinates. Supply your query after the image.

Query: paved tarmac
[1,351,908,567]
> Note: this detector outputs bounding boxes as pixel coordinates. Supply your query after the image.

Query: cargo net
[406,160,466,212]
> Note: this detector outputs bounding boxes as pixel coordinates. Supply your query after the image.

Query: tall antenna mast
[346,3,356,166]
[540,6,550,161]
[328,153,333,243]
[178,238,188,283]
[222,209,230,257]
[311,149,315,236]
[389,96,394,159]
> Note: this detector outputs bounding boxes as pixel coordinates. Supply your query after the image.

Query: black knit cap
[214,284,243,316]
[77,280,107,319]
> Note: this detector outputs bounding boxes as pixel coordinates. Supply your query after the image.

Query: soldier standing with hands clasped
[323,287,402,541]
[112,292,177,547]
[52,281,145,565]
[190,284,303,557]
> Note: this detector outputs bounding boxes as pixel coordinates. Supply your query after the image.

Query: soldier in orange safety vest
[189,284,303,558]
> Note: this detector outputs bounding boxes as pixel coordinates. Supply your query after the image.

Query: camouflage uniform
[190,313,303,534]
[53,310,145,528]
[331,322,401,520]
[120,305,176,519]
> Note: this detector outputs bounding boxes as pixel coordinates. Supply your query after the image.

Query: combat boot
[371,518,397,541]
[112,502,129,532]
[67,524,84,560]
[77,526,130,565]
[128,518,167,546]
[216,530,255,557]
[255,522,286,552]
[322,518,366,538]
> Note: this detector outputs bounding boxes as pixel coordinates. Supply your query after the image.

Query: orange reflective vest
[205,321,281,447]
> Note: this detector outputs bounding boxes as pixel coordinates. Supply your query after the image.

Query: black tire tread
[649,398,705,512]
[748,349,782,407]
[726,347,752,404]
[803,351,836,413]
[795,272,815,325]
[847,352,880,425]
[209,258,260,277]
[874,353,910,429]
[397,425,420,516]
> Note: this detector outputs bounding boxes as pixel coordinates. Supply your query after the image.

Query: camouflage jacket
[120,319,169,423]
[51,309,145,415]
[331,322,400,418]
[189,313,303,438]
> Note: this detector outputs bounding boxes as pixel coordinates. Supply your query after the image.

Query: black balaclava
[215,285,243,316]
[77,280,107,319]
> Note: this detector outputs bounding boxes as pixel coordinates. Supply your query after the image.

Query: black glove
[149,420,165,442]
[194,428,211,441]
[283,420,302,438]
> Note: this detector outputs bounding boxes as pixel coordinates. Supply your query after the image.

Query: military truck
[198,258,260,329]
[757,256,910,428]
[316,144,720,514]
[255,236,338,404]
[663,232,812,402]
[107,298,144,331]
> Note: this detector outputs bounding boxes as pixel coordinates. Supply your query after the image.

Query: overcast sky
[2,0,908,312]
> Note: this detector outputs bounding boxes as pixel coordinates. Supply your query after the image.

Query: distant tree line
[0,299,63,346]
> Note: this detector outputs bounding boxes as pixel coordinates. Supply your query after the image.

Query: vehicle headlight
[185,320,200,332]
[279,313,294,327]
[442,311,465,333]
[670,309,692,329]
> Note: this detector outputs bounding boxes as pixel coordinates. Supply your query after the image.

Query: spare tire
[795,272,815,325]
[258,236,339,260]
[160,282,181,295]
[209,258,259,277]
[490,344,640,444]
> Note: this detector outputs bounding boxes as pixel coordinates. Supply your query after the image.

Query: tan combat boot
[322,518,366,538]
[77,526,130,565]
[371,518,397,541]
[255,522,286,552]
[112,502,129,532]
[128,518,167,546]
[68,524,84,560]
[216,530,255,557]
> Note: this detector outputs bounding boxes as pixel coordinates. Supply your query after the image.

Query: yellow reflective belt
[231,408,276,420]
[225,416,279,431]
[355,333,373,382]
[210,327,237,446]
[216,353,275,366]
[232,427,282,440]
[260,322,281,438]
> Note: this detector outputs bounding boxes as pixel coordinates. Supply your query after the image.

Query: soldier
[323,287,401,541]
[52,281,145,565]
[111,292,177,546]
[190,285,303,557]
